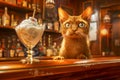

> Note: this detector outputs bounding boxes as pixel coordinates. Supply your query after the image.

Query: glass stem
[27,47,33,64]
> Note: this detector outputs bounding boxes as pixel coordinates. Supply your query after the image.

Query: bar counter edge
[0,57,120,80]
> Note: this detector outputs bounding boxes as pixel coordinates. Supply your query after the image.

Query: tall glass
[15,17,45,64]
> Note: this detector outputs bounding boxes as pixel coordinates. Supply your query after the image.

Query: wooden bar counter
[0,57,120,80]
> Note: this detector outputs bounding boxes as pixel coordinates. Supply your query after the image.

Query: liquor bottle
[2,7,10,27]
[9,36,16,57]
[32,0,37,10]
[25,13,28,19]
[38,18,42,25]
[6,43,11,57]
[47,23,53,30]
[38,42,43,52]
[36,0,40,12]
[10,43,16,58]
[11,14,14,27]
[28,0,32,9]
[22,0,27,7]
[54,21,60,32]
[11,14,17,27]
[42,36,47,56]
[16,42,24,57]
[7,37,12,57]
[52,42,58,56]
[46,35,53,57]
[1,38,7,57]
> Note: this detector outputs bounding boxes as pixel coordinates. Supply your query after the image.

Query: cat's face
[58,7,92,38]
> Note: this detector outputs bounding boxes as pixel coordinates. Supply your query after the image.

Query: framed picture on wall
[83,0,93,10]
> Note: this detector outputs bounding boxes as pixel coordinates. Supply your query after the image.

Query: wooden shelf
[45,30,61,34]
[0,26,14,30]
[0,27,16,35]
[0,1,33,13]
[0,27,61,34]
[0,57,21,62]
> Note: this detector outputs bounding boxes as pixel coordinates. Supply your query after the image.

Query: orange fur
[58,7,93,59]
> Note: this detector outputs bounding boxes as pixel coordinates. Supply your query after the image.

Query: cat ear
[81,7,93,20]
[58,7,70,23]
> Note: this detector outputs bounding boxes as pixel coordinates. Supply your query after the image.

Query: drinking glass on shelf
[15,17,45,64]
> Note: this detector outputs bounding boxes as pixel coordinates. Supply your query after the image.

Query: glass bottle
[16,42,24,57]
[28,0,32,9]
[10,45,16,57]
[22,0,27,7]
[11,14,14,27]
[2,7,10,27]
[25,13,28,19]
[52,42,58,56]
[47,23,53,30]
[32,0,37,10]
[6,43,11,57]
[7,37,12,57]
[41,36,47,56]
[54,21,59,32]
[10,36,16,57]
[1,38,7,57]
[46,35,53,57]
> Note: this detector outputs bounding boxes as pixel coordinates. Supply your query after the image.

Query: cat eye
[78,22,86,28]
[65,22,71,28]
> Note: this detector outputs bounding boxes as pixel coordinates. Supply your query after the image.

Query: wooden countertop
[0,57,120,80]
[0,56,120,70]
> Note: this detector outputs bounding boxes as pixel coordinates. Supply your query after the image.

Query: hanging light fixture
[45,0,55,8]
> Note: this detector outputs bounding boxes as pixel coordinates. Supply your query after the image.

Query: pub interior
[0,0,120,80]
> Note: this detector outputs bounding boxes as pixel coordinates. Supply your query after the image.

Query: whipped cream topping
[16,17,41,30]
[15,17,45,48]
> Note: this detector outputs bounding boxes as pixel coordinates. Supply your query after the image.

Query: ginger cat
[57,7,93,59]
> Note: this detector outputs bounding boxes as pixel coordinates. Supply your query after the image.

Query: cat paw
[53,56,64,60]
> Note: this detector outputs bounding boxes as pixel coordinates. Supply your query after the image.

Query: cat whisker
[53,36,63,42]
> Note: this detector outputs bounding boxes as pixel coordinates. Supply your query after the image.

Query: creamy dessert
[15,17,45,49]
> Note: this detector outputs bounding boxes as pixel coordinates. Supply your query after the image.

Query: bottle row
[2,0,41,12]
[0,35,24,58]
[0,7,17,28]
[0,34,60,58]
[0,6,41,28]
[0,6,60,32]
[44,21,60,32]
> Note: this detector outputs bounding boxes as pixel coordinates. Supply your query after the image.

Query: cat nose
[72,25,78,31]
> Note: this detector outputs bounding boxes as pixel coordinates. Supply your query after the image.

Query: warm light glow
[0,66,10,69]
[101,29,108,36]
[46,0,55,8]
[118,14,120,18]
[103,14,111,23]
